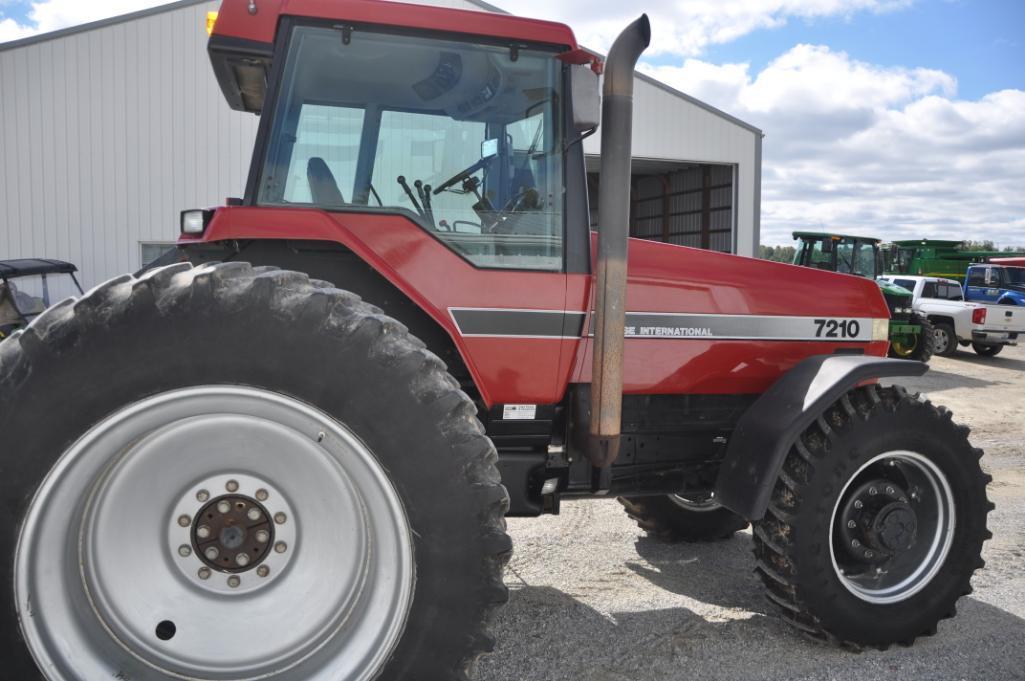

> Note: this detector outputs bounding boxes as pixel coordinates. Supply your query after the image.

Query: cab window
[258,25,566,271]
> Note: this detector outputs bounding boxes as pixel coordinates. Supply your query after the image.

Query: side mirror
[569,63,601,133]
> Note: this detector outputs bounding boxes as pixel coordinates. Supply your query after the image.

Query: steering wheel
[433,157,491,195]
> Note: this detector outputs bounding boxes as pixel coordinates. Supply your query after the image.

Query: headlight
[180,209,212,235]
[872,318,890,341]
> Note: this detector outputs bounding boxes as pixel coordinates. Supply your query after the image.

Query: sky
[1,0,1023,248]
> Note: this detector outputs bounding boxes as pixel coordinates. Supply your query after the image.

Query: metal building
[0,0,762,288]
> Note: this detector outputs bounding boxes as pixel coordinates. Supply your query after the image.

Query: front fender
[714,355,928,521]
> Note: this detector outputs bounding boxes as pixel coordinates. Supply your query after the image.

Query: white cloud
[0,0,167,42]
[0,16,36,42]
[641,47,1025,247]
[488,0,913,57]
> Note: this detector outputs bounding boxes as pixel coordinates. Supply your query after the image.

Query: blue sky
[2,0,1023,247]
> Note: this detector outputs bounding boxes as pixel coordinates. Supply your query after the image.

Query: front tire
[752,385,991,648]
[0,263,510,681]
[888,314,935,362]
[620,494,749,542]
[972,342,1003,357]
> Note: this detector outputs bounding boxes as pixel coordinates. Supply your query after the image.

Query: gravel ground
[479,344,1025,681]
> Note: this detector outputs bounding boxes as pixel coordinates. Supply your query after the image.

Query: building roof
[0,259,78,278]
[0,0,762,136]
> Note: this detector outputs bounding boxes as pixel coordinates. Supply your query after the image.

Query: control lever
[397,176,425,217]
[415,180,436,227]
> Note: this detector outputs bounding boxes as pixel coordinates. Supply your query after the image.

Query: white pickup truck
[879,275,1025,357]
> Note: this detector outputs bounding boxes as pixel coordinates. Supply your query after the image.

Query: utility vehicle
[0,259,84,339]
[0,2,991,679]
[792,232,935,361]
[881,274,1022,357]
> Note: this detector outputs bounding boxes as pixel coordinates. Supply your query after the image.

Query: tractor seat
[307,157,346,207]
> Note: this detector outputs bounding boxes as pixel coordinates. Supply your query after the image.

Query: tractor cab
[792,231,882,278]
[206,2,601,273]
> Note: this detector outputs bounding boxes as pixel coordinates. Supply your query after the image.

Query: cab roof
[0,259,77,278]
[211,0,579,50]
[793,231,881,244]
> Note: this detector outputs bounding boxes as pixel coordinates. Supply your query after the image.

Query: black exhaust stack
[589,15,651,469]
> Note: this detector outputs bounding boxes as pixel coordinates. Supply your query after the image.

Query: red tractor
[0,1,991,679]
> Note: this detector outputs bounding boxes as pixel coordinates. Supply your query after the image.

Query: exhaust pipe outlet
[588,14,651,468]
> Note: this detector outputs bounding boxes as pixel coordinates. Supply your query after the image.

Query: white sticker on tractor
[503,404,537,420]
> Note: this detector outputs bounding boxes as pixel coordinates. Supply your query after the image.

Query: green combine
[884,239,1025,282]
[793,232,934,361]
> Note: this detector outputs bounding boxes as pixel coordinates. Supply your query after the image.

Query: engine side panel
[569,237,892,395]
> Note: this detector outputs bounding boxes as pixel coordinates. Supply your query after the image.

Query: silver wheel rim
[829,450,955,604]
[933,327,950,354]
[16,386,414,681]
[670,492,721,513]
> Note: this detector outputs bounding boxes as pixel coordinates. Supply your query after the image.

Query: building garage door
[588,160,737,254]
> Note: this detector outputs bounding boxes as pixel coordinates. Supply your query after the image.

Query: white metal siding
[0,0,759,288]
[0,1,258,287]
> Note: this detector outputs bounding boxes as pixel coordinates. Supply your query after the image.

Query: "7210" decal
[814,319,862,339]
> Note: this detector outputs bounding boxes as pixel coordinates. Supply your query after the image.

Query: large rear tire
[620,494,749,542]
[0,263,510,681]
[752,385,991,648]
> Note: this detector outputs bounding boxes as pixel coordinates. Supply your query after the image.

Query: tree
[759,245,796,263]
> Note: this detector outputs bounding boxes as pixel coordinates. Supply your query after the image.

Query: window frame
[244,17,584,275]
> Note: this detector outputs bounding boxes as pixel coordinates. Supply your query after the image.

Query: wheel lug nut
[869,487,878,496]
[885,486,895,495]
[217,500,231,514]
[256,489,269,501]
[198,567,211,580]
[205,547,219,561]
[178,544,192,557]
[257,565,270,578]
[226,480,240,493]
[256,530,270,543]
[228,576,241,588]
[196,489,210,502]
[847,520,856,529]
[274,512,287,525]
[247,508,262,521]
[854,500,863,509]
[197,525,211,539]
[851,539,861,548]
[236,553,250,567]
[275,541,288,554]
[865,550,875,559]
[177,514,192,527]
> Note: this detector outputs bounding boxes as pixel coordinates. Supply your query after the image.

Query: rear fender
[714,355,928,521]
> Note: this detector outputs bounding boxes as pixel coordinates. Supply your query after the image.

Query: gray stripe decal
[450,308,878,342]
[450,308,586,339]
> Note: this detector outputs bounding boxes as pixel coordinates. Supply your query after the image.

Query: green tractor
[793,232,934,361]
